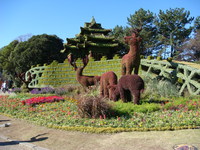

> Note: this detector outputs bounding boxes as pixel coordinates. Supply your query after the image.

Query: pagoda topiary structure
[61,17,120,60]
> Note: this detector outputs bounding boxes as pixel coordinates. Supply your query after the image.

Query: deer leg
[104,84,109,98]
[121,64,126,76]
[100,83,104,97]
[131,90,140,104]
[134,65,139,75]
[127,67,133,75]
[119,88,126,102]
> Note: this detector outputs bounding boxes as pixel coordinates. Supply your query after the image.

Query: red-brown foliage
[68,54,101,89]
[100,71,118,99]
[109,74,144,104]
[121,33,142,75]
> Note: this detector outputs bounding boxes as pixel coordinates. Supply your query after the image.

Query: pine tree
[155,8,194,58]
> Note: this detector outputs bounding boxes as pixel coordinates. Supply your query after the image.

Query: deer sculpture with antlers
[68,54,101,89]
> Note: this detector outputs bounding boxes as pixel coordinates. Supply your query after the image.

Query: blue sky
[0,0,200,48]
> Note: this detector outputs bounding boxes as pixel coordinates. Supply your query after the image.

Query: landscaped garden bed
[0,89,199,133]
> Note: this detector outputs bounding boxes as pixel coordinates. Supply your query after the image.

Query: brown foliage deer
[121,32,142,75]
[108,74,144,104]
[68,54,101,89]
[100,71,118,100]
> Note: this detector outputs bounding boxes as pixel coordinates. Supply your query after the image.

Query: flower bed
[0,95,199,133]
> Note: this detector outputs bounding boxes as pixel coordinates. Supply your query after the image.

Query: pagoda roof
[80,27,111,35]
[85,35,115,42]
[85,42,118,48]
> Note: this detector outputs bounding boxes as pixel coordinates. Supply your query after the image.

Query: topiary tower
[61,17,120,60]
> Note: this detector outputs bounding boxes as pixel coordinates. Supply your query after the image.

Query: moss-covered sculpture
[121,33,142,75]
[100,71,118,99]
[108,74,144,104]
[61,17,120,60]
[68,54,101,89]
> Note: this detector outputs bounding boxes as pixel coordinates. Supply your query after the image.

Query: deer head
[68,54,89,75]
[124,32,142,46]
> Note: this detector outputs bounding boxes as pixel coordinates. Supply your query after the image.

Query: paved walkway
[0,135,33,150]
[1,114,200,150]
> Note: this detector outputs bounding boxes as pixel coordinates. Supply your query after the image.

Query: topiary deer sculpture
[68,54,101,89]
[100,71,118,100]
[108,74,145,104]
[121,32,142,75]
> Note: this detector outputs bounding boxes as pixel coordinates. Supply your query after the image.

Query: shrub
[77,96,112,118]
[65,85,77,93]
[167,57,173,62]
[156,56,162,61]
[40,87,55,94]
[83,85,100,97]
[140,55,144,59]
[55,87,67,96]
[147,56,154,60]
[143,76,180,99]
[10,87,22,93]
[30,88,41,94]
[30,87,55,94]
[111,101,161,115]
[21,83,29,93]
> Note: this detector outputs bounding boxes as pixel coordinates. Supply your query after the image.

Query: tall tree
[1,34,65,86]
[177,29,200,61]
[127,8,158,56]
[112,25,126,42]
[112,8,158,56]
[10,34,65,74]
[194,16,200,31]
[0,40,19,78]
[111,25,130,55]
[155,8,194,58]
[16,33,33,42]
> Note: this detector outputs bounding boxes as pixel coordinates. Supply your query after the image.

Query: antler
[67,53,77,70]
[131,27,142,37]
[82,55,89,68]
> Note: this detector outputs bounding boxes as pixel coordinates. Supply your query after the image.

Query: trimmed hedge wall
[26,55,200,95]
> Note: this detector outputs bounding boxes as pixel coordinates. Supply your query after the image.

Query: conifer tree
[155,8,194,58]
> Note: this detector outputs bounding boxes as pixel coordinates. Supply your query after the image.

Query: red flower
[23,96,64,106]
[21,101,26,105]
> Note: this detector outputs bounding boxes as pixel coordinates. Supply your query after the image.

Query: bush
[111,101,161,115]
[77,96,112,118]
[147,56,154,60]
[55,87,68,96]
[156,56,162,61]
[30,87,55,94]
[40,87,55,94]
[140,55,144,59]
[167,57,173,62]
[10,87,22,93]
[143,76,180,99]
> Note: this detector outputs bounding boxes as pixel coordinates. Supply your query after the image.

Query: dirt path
[0,115,199,150]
